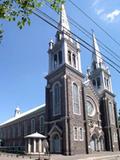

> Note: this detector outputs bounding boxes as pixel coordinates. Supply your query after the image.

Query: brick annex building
[0,5,120,155]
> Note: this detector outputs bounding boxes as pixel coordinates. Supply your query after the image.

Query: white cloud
[105,9,120,22]
[95,8,104,15]
[92,0,101,7]
[92,0,120,23]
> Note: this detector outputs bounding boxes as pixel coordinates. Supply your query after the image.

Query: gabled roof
[25,132,46,139]
[0,104,45,127]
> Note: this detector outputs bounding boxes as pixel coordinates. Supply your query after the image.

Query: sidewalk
[0,152,120,160]
[51,152,120,160]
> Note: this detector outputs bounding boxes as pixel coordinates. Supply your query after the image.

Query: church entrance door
[52,133,61,153]
[90,134,98,152]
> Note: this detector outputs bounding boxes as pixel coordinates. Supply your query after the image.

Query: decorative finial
[14,106,21,117]
[49,39,54,50]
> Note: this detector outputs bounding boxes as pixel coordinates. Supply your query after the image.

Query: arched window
[12,126,15,138]
[54,54,57,68]
[39,116,44,132]
[68,51,71,64]
[58,51,62,65]
[109,102,115,124]
[80,128,84,141]
[73,83,80,114]
[93,61,96,70]
[31,119,35,133]
[74,127,78,140]
[104,78,109,88]
[114,132,118,142]
[53,83,61,116]
[93,79,96,86]
[107,79,109,88]
[24,121,27,136]
[18,124,21,137]
[99,136,104,151]
[97,77,101,88]
[90,134,98,151]
[73,54,76,68]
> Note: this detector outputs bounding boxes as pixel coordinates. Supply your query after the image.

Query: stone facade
[0,4,120,156]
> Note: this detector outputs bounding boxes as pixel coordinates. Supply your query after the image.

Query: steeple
[48,4,82,73]
[91,33,106,71]
[56,4,72,42]
[58,4,70,32]
[90,32,113,93]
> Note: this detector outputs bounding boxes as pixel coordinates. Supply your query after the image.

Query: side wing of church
[0,4,119,155]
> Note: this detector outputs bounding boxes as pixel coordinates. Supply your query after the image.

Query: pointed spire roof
[92,32,106,70]
[58,4,70,32]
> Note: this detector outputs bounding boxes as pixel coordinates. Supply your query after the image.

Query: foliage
[0,0,65,42]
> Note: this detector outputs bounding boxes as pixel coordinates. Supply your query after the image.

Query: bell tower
[45,4,86,155]
[48,4,82,74]
[90,33,120,151]
[91,33,113,94]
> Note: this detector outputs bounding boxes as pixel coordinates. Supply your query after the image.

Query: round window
[87,101,96,117]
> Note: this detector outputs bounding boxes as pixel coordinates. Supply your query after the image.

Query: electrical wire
[44,1,120,64]
[69,0,120,48]
[36,8,120,71]
[68,16,120,63]
[32,9,120,74]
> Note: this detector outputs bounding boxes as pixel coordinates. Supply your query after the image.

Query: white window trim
[109,101,115,125]
[52,81,61,116]
[73,126,78,141]
[114,132,118,142]
[79,127,84,141]
[72,81,81,115]
[31,118,35,133]
[39,115,44,132]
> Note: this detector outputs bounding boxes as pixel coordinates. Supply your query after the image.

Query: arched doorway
[90,134,98,152]
[51,133,61,153]
[99,136,104,151]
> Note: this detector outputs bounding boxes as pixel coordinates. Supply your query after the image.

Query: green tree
[0,0,65,42]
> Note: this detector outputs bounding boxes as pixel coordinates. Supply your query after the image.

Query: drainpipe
[82,84,89,154]
[64,75,70,155]
[104,97,113,151]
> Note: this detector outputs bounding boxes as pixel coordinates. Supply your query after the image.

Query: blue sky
[0,0,120,122]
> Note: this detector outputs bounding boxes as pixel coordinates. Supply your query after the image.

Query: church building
[0,5,120,155]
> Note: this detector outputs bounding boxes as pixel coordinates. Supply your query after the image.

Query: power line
[67,16,120,63]
[36,8,120,71]
[35,8,120,72]
[32,9,120,74]
[44,1,120,64]
[69,0,120,48]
